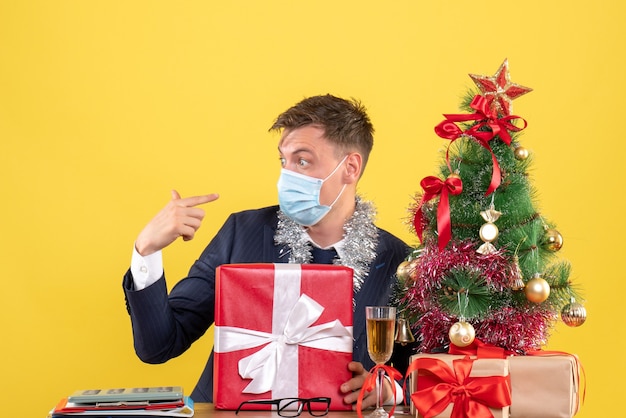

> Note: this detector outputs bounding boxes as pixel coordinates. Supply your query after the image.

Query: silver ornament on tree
[561,298,587,327]
[477,203,502,255]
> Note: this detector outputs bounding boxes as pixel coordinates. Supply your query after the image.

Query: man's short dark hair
[270,94,374,172]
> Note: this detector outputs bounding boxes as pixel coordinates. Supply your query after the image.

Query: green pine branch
[438,268,499,319]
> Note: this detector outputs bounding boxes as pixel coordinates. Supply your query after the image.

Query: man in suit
[123,94,411,406]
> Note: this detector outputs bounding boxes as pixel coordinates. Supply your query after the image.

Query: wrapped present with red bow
[407,353,511,418]
[407,344,583,418]
[213,264,354,411]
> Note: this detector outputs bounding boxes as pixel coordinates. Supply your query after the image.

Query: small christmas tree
[396,60,586,354]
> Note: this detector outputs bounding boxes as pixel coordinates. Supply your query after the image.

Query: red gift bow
[413,175,463,251]
[434,95,527,196]
[356,364,403,418]
[406,356,511,418]
[451,341,586,411]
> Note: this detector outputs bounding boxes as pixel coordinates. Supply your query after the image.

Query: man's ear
[344,152,363,184]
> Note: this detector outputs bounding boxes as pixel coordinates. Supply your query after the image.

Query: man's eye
[298,158,309,167]
[279,157,286,167]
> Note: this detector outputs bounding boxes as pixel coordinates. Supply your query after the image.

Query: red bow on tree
[413,175,463,251]
[434,95,527,195]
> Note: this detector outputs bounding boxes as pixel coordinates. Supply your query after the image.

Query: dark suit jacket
[123,205,410,402]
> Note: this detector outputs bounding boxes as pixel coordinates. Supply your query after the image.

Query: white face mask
[277,156,347,226]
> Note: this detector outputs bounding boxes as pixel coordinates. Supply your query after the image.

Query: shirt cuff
[130,245,164,290]
[383,377,404,405]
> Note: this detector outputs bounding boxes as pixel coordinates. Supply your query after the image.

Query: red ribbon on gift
[406,356,511,418]
[448,338,514,359]
[413,175,463,251]
[356,364,403,418]
[450,342,586,412]
[434,95,527,196]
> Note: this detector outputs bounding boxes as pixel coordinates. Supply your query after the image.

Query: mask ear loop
[326,183,347,208]
[322,155,349,182]
[321,155,349,208]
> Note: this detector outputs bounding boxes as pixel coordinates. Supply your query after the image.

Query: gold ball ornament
[396,261,412,280]
[514,146,529,160]
[542,229,564,252]
[408,259,421,280]
[561,301,587,327]
[525,275,551,303]
[448,320,476,347]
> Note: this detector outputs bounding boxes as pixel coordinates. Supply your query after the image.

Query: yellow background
[0,1,622,416]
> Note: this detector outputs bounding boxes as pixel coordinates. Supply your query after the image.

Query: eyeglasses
[235,397,331,417]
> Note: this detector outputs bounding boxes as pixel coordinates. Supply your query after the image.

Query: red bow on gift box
[450,339,586,414]
[406,356,511,418]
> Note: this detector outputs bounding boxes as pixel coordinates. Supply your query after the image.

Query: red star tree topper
[469,58,533,116]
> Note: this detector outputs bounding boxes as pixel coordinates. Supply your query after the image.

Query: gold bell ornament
[395,315,416,345]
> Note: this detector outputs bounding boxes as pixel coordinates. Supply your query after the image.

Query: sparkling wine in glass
[365,306,396,418]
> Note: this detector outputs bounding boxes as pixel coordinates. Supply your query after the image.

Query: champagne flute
[365,306,396,418]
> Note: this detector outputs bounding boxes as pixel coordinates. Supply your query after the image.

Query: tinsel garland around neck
[275,196,379,295]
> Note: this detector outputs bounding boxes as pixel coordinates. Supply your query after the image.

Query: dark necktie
[311,246,338,264]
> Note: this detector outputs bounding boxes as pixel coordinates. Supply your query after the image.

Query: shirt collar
[304,230,345,258]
